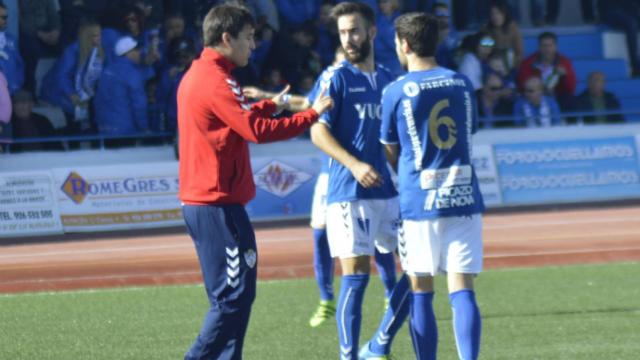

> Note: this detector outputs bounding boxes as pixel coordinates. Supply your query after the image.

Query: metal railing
[0,131,175,153]
[1,108,639,153]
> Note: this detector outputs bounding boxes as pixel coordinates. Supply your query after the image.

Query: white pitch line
[0,283,204,298]
[483,215,639,230]
[485,246,640,258]
[485,229,640,244]
[0,270,202,286]
[0,263,316,287]
[0,243,192,260]
[0,235,311,260]
[1,215,638,261]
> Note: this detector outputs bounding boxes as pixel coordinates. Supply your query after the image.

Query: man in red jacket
[517,31,576,111]
[177,5,333,360]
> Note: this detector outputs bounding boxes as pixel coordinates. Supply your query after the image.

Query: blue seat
[572,59,629,82]
[618,98,640,122]
[575,79,640,99]
[523,33,603,59]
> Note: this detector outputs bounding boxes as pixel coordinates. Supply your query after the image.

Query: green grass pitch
[1,262,639,359]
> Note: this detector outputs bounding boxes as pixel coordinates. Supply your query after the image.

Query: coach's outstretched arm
[243,86,312,113]
[207,81,332,144]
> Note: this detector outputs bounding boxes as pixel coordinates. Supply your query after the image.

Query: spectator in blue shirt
[433,1,458,70]
[275,0,321,30]
[487,52,516,98]
[266,21,321,89]
[18,0,62,94]
[246,0,280,32]
[374,0,403,76]
[0,70,10,124]
[94,36,148,139]
[153,12,200,73]
[58,0,110,46]
[513,76,562,127]
[338,0,379,14]
[155,36,195,133]
[315,2,339,68]
[102,5,160,75]
[40,18,104,135]
[0,2,24,94]
[3,0,18,41]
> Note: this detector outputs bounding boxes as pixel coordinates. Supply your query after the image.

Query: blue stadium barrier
[0,131,175,153]
[618,99,640,122]
[3,109,640,155]
[523,32,603,59]
[478,108,640,127]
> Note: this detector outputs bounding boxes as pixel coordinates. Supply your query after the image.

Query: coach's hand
[311,86,333,116]
[272,85,292,112]
[350,161,382,188]
[243,86,272,100]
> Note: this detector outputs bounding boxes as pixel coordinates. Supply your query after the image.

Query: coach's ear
[221,32,233,48]
[369,25,377,41]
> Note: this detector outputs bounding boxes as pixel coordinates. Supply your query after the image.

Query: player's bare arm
[310,122,382,188]
[243,86,312,112]
[383,143,399,172]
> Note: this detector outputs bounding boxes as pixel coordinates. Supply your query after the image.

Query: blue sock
[449,290,481,360]
[409,292,438,360]
[374,249,397,299]
[336,274,369,360]
[368,273,411,355]
[313,229,334,301]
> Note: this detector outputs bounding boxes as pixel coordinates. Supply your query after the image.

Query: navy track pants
[183,204,257,360]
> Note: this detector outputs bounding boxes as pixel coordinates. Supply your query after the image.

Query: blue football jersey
[380,67,485,220]
[317,60,398,204]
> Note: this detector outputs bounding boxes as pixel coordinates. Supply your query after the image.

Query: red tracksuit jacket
[177,48,318,205]
[516,52,577,98]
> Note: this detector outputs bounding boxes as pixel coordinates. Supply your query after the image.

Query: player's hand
[350,161,382,188]
[243,86,269,100]
[311,86,333,116]
[272,84,292,112]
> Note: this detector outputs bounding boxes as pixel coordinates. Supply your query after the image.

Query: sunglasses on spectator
[0,15,8,20]
[489,86,502,91]
[480,37,495,47]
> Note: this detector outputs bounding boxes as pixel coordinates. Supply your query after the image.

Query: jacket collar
[534,52,560,67]
[201,47,236,72]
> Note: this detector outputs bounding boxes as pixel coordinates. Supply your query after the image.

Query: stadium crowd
[0,0,634,152]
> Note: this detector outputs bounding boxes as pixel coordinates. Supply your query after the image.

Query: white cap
[115,36,138,56]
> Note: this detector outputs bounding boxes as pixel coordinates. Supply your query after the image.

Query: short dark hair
[488,0,513,32]
[164,12,184,21]
[394,12,439,57]
[203,4,255,47]
[330,1,376,27]
[538,31,557,43]
[77,17,101,30]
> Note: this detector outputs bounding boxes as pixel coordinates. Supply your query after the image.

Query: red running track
[1,205,639,293]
